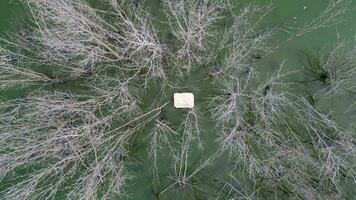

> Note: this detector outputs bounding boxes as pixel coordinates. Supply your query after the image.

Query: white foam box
[174,93,194,108]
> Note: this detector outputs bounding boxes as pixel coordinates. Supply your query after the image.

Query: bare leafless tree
[163,0,224,72]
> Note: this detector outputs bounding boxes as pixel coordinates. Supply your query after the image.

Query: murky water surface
[1,0,356,199]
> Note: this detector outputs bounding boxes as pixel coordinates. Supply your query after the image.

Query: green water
[1,0,356,199]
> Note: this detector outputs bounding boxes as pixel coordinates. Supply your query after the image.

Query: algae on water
[0,0,355,199]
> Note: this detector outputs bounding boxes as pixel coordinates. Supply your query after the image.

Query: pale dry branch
[163,0,224,72]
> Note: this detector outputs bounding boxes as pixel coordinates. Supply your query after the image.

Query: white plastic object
[174,93,194,108]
